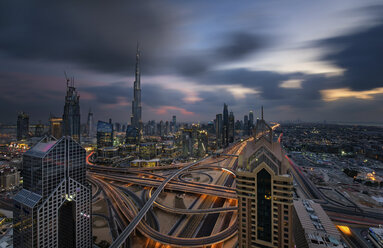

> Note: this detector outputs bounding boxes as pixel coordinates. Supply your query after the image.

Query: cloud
[279,79,303,89]
[319,12,383,90]
[321,87,383,102]
[0,0,179,75]
[155,106,195,116]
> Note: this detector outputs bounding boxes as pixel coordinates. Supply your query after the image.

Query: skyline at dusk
[1,0,383,124]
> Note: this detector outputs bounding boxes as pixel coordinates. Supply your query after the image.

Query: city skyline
[1,1,383,124]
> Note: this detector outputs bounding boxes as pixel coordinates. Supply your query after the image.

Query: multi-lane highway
[89,138,246,248]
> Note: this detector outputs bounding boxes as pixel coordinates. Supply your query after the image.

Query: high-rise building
[172,115,177,132]
[17,112,29,140]
[62,79,81,142]
[293,199,343,248]
[249,110,254,128]
[223,103,229,147]
[13,136,92,248]
[130,43,142,141]
[215,114,223,147]
[229,111,235,143]
[50,116,63,139]
[97,121,114,148]
[236,108,293,248]
[244,114,249,135]
[86,109,94,137]
[34,121,44,137]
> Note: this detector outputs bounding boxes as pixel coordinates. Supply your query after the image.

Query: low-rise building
[293,199,344,247]
[0,166,20,191]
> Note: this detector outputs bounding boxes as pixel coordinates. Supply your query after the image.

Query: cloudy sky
[1,0,383,124]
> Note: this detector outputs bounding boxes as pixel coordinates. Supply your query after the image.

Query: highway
[109,155,217,247]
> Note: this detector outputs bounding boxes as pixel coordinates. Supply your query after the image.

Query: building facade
[293,199,343,247]
[62,80,81,142]
[13,136,92,248]
[86,109,94,137]
[215,114,223,147]
[236,111,293,248]
[223,103,229,147]
[17,112,29,140]
[49,117,63,139]
[130,43,142,141]
[97,121,114,148]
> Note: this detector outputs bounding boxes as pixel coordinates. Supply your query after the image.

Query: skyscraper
[222,103,229,147]
[244,114,249,135]
[13,136,92,248]
[50,116,63,139]
[97,121,114,148]
[236,108,293,248]
[86,108,94,137]
[130,43,142,140]
[17,112,29,140]
[229,111,235,143]
[62,79,81,142]
[172,115,177,132]
[215,114,223,147]
[249,110,254,127]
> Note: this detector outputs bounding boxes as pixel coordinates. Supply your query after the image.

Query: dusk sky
[1,0,383,124]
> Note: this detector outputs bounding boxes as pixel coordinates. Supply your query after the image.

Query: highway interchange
[88,125,383,248]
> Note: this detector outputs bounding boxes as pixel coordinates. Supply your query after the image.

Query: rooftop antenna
[64,71,70,87]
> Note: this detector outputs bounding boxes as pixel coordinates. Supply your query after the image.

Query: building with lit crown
[236,108,293,248]
[13,136,92,248]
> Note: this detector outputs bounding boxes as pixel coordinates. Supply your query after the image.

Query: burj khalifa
[130,43,142,138]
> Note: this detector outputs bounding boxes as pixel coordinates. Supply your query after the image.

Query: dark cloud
[216,32,265,60]
[171,32,267,76]
[82,82,129,105]
[319,15,383,90]
[0,0,179,75]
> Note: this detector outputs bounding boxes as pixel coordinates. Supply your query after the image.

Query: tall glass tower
[13,136,92,248]
[62,79,81,142]
[130,43,142,139]
[17,111,29,140]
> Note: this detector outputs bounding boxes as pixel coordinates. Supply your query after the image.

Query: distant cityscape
[0,42,382,248]
[1,2,383,247]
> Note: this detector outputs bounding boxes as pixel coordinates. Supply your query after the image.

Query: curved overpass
[94,174,238,247]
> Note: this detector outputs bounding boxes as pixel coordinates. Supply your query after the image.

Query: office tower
[13,136,92,248]
[165,121,169,135]
[17,112,29,140]
[223,103,229,147]
[97,121,114,148]
[244,115,249,135]
[172,115,177,132]
[62,79,81,142]
[181,125,208,158]
[114,122,121,132]
[249,110,254,128]
[236,108,293,248]
[50,116,63,139]
[215,114,223,147]
[229,111,235,143]
[86,109,93,137]
[122,124,126,133]
[130,43,142,140]
[34,121,44,137]
[293,199,343,248]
